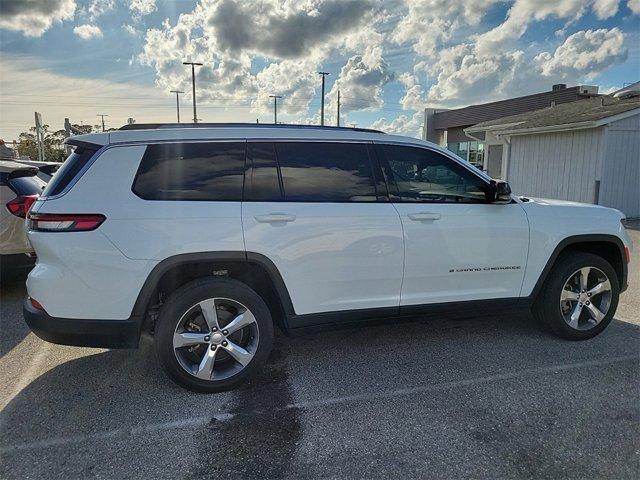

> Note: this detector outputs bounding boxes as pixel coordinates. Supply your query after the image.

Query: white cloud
[391,0,503,56]
[130,0,157,16]
[73,24,103,39]
[123,24,138,35]
[592,0,621,18]
[370,112,424,138]
[535,28,627,79]
[425,43,527,104]
[326,45,394,113]
[0,0,75,37]
[398,73,426,111]
[87,0,115,21]
[139,0,386,118]
[629,0,640,13]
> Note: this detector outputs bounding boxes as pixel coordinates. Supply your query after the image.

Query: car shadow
[0,267,30,360]
[0,312,638,478]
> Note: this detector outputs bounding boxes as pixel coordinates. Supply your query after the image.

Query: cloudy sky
[0,0,638,140]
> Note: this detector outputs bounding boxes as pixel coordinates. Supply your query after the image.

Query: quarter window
[133,142,246,201]
[380,145,488,203]
[275,142,377,202]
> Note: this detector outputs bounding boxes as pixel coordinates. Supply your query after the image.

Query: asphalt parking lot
[1,228,638,479]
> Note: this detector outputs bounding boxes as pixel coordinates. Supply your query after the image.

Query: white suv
[23,124,633,392]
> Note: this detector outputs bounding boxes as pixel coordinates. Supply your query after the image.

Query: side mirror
[489,180,512,204]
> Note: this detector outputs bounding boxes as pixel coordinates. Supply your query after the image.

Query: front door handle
[408,212,441,222]
[254,213,297,223]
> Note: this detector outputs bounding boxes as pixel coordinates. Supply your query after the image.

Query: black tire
[154,277,274,393]
[533,252,619,340]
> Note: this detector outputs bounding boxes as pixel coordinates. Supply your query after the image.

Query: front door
[376,143,529,307]
[242,141,404,316]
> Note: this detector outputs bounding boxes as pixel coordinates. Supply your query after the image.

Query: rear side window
[42,145,98,197]
[9,175,46,195]
[275,142,377,202]
[133,142,246,201]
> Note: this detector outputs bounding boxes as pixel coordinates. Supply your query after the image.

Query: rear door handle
[254,213,297,223]
[408,212,441,222]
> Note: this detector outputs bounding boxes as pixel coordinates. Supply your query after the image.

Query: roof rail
[118,122,384,134]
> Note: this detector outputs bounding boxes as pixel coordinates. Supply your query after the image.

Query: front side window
[275,142,377,202]
[133,142,245,201]
[380,144,488,203]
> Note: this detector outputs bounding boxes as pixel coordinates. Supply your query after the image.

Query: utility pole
[170,90,184,123]
[318,71,330,126]
[336,90,341,127]
[97,114,108,132]
[269,95,282,124]
[183,61,203,123]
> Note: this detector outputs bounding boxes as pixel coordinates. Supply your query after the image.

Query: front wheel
[154,278,274,393]
[534,252,619,340]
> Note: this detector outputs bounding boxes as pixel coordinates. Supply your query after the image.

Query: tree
[16,124,94,162]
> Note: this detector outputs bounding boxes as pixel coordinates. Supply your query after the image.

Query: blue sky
[0,0,638,139]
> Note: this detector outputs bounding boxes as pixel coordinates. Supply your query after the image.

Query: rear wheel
[154,278,274,393]
[534,252,619,340]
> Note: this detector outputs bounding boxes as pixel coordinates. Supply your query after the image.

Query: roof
[66,124,405,149]
[466,96,640,136]
[119,123,384,134]
[433,85,599,129]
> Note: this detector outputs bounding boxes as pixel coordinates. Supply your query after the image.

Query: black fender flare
[528,234,628,300]
[131,251,296,320]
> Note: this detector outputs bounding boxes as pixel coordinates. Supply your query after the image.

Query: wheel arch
[530,234,627,300]
[132,251,296,333]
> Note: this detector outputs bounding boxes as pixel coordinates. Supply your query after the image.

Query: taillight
[6,194,39,218]
[29,297,45,311]
[624,246,631,264]
[27,213,106,232]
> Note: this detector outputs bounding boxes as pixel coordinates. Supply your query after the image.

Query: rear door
[242,141,404,317]
[376,143,529,307]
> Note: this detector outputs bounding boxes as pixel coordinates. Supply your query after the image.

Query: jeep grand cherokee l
[23,124,632,392]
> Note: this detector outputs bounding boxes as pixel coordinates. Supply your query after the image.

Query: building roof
[466,95,640,136]
[433,85,599,130]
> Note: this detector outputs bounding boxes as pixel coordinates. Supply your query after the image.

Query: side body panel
[243,202,404,315]
[393,202,530,305]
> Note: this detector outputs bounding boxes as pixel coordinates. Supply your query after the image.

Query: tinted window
[245,142,282,201]
[9,175,47,195]
[133,142,245,201]
[381,145,488,203]
[275,142,377,202]
[42,145,98,197]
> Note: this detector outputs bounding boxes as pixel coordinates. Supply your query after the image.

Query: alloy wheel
[172,297,259,381]
[559,266,612,331]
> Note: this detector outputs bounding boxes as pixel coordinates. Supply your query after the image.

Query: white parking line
[1,354,637,454]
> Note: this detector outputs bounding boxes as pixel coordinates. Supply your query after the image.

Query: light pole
[183,62,203,123]
[318,71,330,126]
[97,113,108,132]
[170,90,184,123]
[269,95,282,124]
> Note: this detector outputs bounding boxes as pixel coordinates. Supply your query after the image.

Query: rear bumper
[23,298,142,349]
